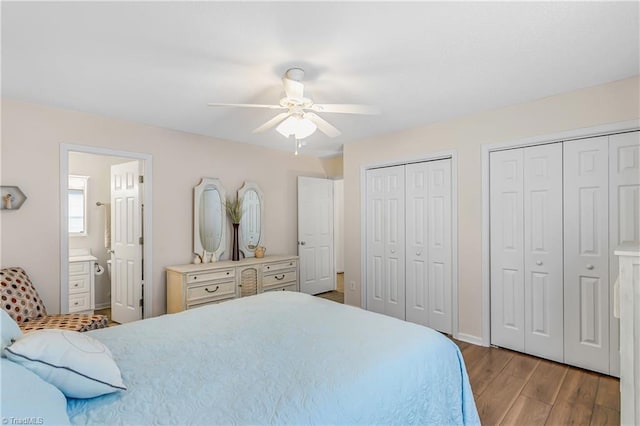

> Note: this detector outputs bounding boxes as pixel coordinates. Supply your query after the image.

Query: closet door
[405,162,429,326]
[490,149,525,352]
[427,159,452,333]
[523,144,563,362]
[405,159,452,332]
[366,166,405,320]
[564,136,610,373]
[609,130,640,376]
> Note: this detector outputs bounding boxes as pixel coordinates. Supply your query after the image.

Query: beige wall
[343,76,640,341]
[0,99,325,316]
[321,155,344,178]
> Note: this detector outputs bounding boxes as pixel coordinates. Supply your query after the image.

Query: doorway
[60,144,153,322]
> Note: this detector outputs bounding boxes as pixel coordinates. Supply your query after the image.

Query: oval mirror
[194,178,227,260]
[238,182,264,257]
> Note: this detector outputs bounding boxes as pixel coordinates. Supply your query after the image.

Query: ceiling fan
[208,68,379,143]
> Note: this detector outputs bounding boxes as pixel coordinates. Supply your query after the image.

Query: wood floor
[454,340,620,425]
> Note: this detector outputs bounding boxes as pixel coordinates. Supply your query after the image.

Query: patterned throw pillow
[0,267,47,323]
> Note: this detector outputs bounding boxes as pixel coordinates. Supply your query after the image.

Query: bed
[6,291,479,425]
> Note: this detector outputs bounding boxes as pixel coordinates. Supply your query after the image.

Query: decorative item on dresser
[224,195,243,261]
[166,255,298,313]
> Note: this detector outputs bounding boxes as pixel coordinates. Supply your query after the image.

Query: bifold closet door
[405,160,452,332]
[564,136,610,374]
[608,130,640,376]
[366,166,405,320]
[490,144,563,360]
[490,149,525,352]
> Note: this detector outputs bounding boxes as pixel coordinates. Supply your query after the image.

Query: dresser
[68,255,96,314]
[166,255,298,313]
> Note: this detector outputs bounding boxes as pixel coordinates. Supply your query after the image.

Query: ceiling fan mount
[208,67,379,142]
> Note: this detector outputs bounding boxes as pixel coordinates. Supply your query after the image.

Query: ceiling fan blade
[304,112,341,138]
[282,77,304,101]
[309,103,380,115]
[252,112,291,133]
[207,103,285,110]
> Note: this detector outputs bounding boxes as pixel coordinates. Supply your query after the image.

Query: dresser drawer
[187,269,235,284]
[263,260,297,273]
[263,283,297,293]
[263,270,297,288]
[69,275,90,294]
[69,292,91,313]
[187,296,234,310]
[69,261,91,275]
[187,280,236,302]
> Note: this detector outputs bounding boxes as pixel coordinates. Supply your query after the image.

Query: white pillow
[4,329,126,398]
[1,358,71,424]
[1,309,23,356]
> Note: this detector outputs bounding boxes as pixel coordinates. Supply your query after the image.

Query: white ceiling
[2,1,638,157]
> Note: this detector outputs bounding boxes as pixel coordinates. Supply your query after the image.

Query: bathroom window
[69,175,88,235]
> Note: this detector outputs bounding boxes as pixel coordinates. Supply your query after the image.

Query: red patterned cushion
[1,267,48,323]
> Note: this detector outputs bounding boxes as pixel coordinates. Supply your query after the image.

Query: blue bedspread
[68,292,479,425]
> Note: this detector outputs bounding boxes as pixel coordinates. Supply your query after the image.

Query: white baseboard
[94,302,110,310]
[455,333,487,347]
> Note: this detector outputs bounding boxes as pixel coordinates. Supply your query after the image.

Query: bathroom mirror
[194,178,226,260]
[238,182,264,258]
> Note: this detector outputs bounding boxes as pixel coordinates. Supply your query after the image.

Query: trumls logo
[2,418,44,425]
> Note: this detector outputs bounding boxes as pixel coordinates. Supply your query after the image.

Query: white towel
[104,203,111,250]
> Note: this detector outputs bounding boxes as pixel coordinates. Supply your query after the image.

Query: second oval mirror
[238,182,264,257]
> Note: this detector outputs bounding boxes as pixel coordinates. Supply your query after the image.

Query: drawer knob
[74,302,79,306]
[193,276,198,280]
[275,274,285,281]
[74,283,79,287]
[586,264,594,270]
[226,272,230,275]
[205,286,220,293]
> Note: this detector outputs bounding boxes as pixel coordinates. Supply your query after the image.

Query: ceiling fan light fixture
[276,116,317,139]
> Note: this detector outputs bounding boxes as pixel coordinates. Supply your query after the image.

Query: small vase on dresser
[231,223,240,261]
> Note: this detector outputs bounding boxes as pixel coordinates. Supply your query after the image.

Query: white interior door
[366,166,405,320]
[564,136,610,374]
[609,130,640,376]
[298,177,335,295]
[111,161,143,323]
[490,148,525,352]
[405,162,429,326]
[523,144,563,362]
[427,159,452,333]
[405,160,452,332]
[334,179,344,273]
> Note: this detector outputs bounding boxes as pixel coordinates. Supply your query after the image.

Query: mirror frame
[193,177,227,260]
[237,181,264,258]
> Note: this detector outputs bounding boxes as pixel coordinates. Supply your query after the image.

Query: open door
[298,176,335,295]
[111,161,143,323]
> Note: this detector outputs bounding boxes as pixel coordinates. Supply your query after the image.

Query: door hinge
[139,175,144,184]
[139,236,143,245]
[139,298,143,307]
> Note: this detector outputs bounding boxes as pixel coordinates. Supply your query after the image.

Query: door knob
[536,260,543,266]
[586,264,594,270]
[299,241,306,246]
[416,251,422,256]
